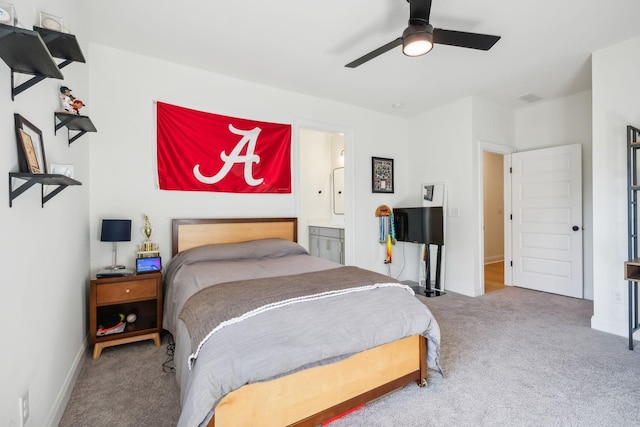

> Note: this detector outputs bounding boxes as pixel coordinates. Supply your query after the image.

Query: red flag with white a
[156,102,291,193]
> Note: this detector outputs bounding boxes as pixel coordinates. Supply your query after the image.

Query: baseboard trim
[44,336,88,427]
[590,315,631,339]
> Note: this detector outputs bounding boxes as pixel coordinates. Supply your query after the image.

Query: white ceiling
[85,0,640,117]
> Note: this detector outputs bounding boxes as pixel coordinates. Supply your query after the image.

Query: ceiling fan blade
[433,28,500,50]
[345,37,402,68]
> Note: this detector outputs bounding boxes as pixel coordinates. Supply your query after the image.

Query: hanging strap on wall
[375,205,391,243]
[389,211,396,244]
[375,205,395,263]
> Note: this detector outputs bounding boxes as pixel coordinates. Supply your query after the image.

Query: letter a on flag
[156,102,291,193]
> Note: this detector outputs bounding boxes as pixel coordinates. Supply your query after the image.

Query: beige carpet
[60,286,640,426]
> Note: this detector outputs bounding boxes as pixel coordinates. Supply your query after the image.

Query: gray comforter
[163,239,442,427]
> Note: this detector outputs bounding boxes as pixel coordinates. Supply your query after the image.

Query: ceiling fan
[345,0,501,68]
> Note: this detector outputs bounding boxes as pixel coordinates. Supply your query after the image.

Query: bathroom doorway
[297,122,354,264]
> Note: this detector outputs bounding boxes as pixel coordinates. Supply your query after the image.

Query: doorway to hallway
[484,261,505,293]
[483,150,506,294]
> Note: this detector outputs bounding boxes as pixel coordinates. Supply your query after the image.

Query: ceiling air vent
[519,93,543,103]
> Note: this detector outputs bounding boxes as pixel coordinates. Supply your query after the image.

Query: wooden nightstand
[89,272,163,359]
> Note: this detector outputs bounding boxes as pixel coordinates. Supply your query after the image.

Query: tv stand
[423,243,445,297]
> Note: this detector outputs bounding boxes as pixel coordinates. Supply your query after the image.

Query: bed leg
[418,335,427,387]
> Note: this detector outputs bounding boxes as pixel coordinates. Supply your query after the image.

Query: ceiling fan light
[402,24,434,57]
[403,38,433,56]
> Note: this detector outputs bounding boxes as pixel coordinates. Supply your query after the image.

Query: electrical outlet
[612,289,623,305]
[18,390,29,427]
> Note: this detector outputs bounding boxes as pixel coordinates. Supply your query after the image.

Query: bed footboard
[208,334,427,427]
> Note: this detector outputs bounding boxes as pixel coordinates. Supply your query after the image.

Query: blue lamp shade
[100,219,132,242]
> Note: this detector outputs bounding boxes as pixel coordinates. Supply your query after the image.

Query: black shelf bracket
[9,173,82,208]
[54,113,97,144]
[57,58,73,69]
[11,71,49,100]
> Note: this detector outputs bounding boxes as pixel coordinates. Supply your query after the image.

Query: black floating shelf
[0,23,87,100]
[54,113,97,144]
[34,26,86,67]
[0,23,63,100]
[0,24,62,77]
[9,172,82,207]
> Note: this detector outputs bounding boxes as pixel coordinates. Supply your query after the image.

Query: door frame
[293,118,355,265]
[476,141,515,296]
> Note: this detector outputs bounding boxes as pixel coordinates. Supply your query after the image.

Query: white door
[511,144,583,298]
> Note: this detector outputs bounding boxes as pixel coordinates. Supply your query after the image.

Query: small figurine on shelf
[59,85,75,114]
[71,98,85,114]
[59,86,86,115]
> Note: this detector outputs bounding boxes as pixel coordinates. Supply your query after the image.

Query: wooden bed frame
[172,217,298,257]
[171,218,428,427]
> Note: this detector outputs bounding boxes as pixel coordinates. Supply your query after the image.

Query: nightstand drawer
[96,278,157,304]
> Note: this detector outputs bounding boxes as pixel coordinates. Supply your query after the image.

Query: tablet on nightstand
[136,256,161,274]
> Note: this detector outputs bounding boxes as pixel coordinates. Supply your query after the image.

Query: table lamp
[101,219,131,270]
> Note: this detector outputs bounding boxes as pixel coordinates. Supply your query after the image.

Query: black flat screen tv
[393,206,444,245]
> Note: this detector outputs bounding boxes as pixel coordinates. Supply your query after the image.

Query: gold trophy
[137,213,159,258]
[142,214,153,251]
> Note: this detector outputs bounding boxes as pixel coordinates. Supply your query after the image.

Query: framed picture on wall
[372,157,394,193]
[14,114,47,174]
[18,129,41,173]
[424,184,434,201]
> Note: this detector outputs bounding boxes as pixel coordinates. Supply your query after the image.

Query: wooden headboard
[171,218,298,256]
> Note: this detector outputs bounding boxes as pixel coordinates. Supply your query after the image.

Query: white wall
[515,91,594,300]
[0,1,91,425]
[87,43,410,278]
[403,98,474,293]
[591,36,640,338]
